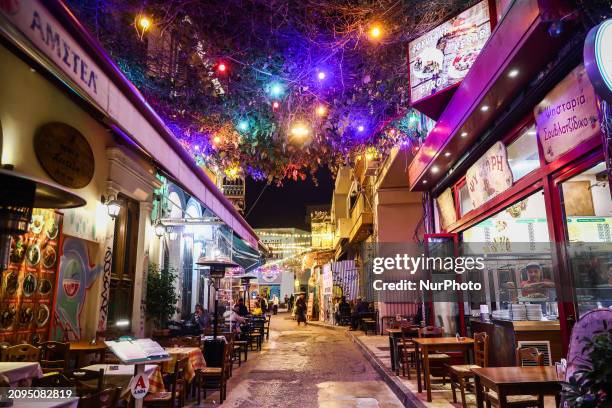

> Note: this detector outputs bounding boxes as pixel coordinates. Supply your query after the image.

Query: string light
[316,105,327,116]
[369,24,382,40]
[217,62,227,73]
[272,101,280,109]
[137,15,152,31]
[290,122,309,138]
[237,121,249,131]
[317,72,326,80]
[357,125,365,132]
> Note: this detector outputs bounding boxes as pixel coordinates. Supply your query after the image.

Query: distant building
[308,206,333,250]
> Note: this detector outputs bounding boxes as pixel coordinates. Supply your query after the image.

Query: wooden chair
[418,326,451,384]
[38,341,69,373]
[397,325,418,379]
[144,357,187,408]
[263,315,271,340]
[32,372,74,388]
[449,332,489,408]
[65,368,105,397]
[77,387,121,408]
[197,342,229,404]
[484,347,545,408]
[1,344,39,362]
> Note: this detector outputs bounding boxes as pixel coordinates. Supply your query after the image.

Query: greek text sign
[534,64,600,163]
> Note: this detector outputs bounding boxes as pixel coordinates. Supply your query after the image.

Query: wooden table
[69,341,107,367]
[163,347,206,381]
[0,362,42,386]
[472,366,561,408]
[413,337,474,402]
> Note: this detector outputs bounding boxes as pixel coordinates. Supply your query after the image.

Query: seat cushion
[201,367,223,376]
[449,364,481,375]
[144,392,172,401]
[486,390,540,403]
[426,353,451,359]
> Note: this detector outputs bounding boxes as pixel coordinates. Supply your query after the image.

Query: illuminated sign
[584,19,612,103]
[408,1,491,104]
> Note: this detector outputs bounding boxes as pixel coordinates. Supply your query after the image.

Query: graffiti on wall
[97,245,112,332]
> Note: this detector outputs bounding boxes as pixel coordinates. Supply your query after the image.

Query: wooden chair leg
[458,376,467,408]
[451,375,457,403]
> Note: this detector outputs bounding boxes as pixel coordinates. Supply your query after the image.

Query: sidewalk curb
[347,331,426,408]
[306,320,349,332]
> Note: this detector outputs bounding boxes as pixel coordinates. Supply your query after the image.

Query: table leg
[498,388,508,408]
[423,345,432,402]
[388,336,395,372]
[415,343,422,393]
[474,374,484,408]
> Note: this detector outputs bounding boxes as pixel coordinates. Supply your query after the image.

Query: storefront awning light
[154,220,165,237]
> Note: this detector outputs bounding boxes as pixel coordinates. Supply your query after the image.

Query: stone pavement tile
[317,380,404,408]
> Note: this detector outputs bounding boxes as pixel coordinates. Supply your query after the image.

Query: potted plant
[561,320,612,407]
[146,263,178,336]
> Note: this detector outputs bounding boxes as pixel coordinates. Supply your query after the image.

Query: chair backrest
[473,332,489,367]
[38,341,70,372]
[66,368,104,394]
[516,347,544,366]
[2,344,40,362]
[178,336,201,347]
[78,387,121,408]
[32,372,74,388]
[168,357,188,401]
[419,326,444,338]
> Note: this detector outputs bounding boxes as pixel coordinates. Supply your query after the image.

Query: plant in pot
[146,263,178,337]
[561,320,612,407]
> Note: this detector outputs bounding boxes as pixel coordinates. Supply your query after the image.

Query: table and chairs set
[385,320,563,407]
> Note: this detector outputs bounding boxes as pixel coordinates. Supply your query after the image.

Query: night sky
[245,166,334,230]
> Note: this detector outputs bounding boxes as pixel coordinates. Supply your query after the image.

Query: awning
[218,228,265,273]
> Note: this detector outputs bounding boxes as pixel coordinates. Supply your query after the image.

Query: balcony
[355,155,380,184]
[333,217,351,249]
[348,194,373,244]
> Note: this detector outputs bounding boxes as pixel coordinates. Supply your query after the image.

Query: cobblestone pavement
[197,313,403,407]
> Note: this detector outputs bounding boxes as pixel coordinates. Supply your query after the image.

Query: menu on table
[0,209,61,344]
[105,339,169,364]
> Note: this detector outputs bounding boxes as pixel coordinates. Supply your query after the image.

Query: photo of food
[29,214,44,234]
[36,304,49,327]
[22,273,37,297]
[9,236,26,264]
[5,271,18,296]
[45,217,59,240]
[26,243,41,266]
[42,245,57,269]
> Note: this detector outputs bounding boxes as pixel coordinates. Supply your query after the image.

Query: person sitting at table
[338,296,351,325]
[236,297,249,317]
[228,305,247,333]
[252,300,263,316]
[349,297,369,331]
[194,304,211,332]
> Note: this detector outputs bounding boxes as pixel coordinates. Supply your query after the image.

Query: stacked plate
[526,304,543,321]
[510,304,527,321]
[491,309,510,320]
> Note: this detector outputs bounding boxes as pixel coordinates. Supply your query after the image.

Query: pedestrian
[333,297,340,325]
[284,294,289,308]
[295,293,307,326]
[288,294,295,312]
[236,297,249,317]
[272,294,279,315]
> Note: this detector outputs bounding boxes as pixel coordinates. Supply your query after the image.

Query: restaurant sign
[534,64,600,163]
[408,1,490,104]
[465,142,513,209]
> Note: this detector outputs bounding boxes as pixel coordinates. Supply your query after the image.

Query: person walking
[272,294,279,315]
[284,294,289,309]
[295,294,307,326]
[288,294,295,312]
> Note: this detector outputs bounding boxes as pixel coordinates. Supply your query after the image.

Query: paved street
[199,314,403,407]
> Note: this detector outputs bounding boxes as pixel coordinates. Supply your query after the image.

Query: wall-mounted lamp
[102,195,121,219]
[154,220,165,237]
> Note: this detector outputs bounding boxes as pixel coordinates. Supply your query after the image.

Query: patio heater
[0,166,85,272]
[240,275,256,313]
[196,257,238,368]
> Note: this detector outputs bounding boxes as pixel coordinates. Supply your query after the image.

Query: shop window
[462,191,557,319]
[506,125,539,181]
[459,183,474,217]
[108,194,139,329]
[559,162,612,317]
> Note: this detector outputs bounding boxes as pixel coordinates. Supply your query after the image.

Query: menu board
[408,1,491,104]
[1,209,61,344]
[105,338,169,363]
[566,217,612,243]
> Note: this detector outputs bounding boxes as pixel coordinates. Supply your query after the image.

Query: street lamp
[154,220,165,237]
[104,195,121,219]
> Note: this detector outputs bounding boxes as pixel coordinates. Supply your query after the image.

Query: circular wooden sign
[34,122,94,189]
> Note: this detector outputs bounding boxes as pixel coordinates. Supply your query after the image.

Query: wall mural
[97,245,112,332]
[52,237,101,341]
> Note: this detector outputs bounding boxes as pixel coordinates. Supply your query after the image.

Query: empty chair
[65,368,105,396]
[197,342,229,404]
[449,332,489,408]
[38,341,70,373]
[32,372,74,388]
[484,347,545,408]
[144,357,187,408]
[77,387,121,408]
[1,344,40,362]
[397,324,418,378]
[418,326,451,384]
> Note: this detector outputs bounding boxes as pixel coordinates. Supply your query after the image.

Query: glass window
[560,162,612,317]
[507,125,539,181]
[462,191,557,319]
[459,183,474,216]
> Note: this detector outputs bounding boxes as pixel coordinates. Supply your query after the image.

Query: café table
[413,337,474,402]
[12,397,80,408]
[69,341,107,367]
[472,366,561,408]
[0,362,43,386]
[80,363,165,398]
[163,347,206,381]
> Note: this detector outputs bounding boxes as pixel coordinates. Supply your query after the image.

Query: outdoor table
[12,397,80,408]
[472,366,561,408]
[80,363,165,398]
[163,347,206,381]
[413,337,474,402]
[69,341,107,367]
[0,362,43,386]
